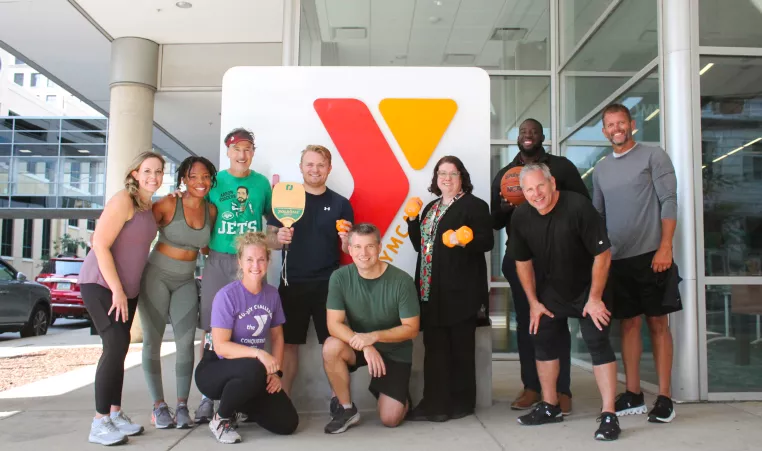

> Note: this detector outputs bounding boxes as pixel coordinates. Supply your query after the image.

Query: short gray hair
[348,222,381,245]
[519,163,552,188]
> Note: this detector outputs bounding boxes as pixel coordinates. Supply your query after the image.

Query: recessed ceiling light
[175,1,192,8]
[77,149,90,154]
[19,149,31,153]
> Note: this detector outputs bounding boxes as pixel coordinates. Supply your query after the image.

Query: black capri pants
[533,286,615,366]
[195,350,299,435]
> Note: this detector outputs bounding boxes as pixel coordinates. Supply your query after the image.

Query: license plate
[57,283,71,290]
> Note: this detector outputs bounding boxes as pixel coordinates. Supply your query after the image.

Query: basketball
[500,166,525,205]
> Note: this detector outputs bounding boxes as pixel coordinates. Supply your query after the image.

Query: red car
[36,256,87,324]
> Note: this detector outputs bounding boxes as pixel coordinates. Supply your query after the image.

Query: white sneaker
[89,416,128,446]
[110,410,144,436]
[209,416,241,444]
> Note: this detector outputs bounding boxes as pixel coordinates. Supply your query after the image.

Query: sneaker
[175,403,193,429]
[209,416,241,444]
[88,416,128,446]
[324,403,361,434]
[329,396,340,418]
[595,412,621,441]
[110,411,144,436]
[510,389,541,410]
[558,393,572,416]
[151,402,176,429]
[614,391,647,416]
[516,401,564,426]
[195,397,215,424]
[648,395,676,423]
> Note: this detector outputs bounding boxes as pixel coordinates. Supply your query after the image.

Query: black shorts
[349,350,411,405]
[279,280,329,344]
[609,250,683,320]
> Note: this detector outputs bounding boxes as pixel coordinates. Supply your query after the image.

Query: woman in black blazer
[406,155,493,422]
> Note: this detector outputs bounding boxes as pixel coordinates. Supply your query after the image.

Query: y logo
[250,314,269,337]
[314,98,457,238]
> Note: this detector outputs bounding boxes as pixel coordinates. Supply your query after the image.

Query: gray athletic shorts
[199,250,239,331]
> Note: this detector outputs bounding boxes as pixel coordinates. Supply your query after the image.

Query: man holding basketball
[268,145,354,397]
[490,118,588,414]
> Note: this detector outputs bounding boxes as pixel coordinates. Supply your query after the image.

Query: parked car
[36,256,87,325]
[0,258,52,337]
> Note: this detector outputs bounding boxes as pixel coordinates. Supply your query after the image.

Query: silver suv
[0,259,52,337]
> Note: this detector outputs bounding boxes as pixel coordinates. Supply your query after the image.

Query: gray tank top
[156,196,211,252]
[79,209,158,299]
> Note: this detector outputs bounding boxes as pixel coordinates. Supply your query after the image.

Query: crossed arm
[326,309,419,350]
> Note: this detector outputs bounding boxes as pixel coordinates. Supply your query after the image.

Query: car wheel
[20,305,50,338]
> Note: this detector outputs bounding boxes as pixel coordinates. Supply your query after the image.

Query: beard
[519,143,543,157]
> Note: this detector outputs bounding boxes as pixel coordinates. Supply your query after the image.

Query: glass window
[701,56,762,277]
[13,130,59,145]
[46,95,57,105]
[14,158,57,195]
[490,145,520,283]
[47,79,56,88]
[13,144,59,157]
[61,158,105,195]
[1,219,13,257]
[61,145,106,157]
[68,218,79,228]
[561,0,658,130]
[41,219,51,259]
[489,286,518,353]
[13,118,60,132]
[490,77,551,140]
[699,0,762,47]
[0,262,14,281]
[60,131,107,145]
[14,57,25,65]
[87,218,96,231]
[0,158,10,195]
[483,1,550,70]
[31,73,41,87]
[22,219,33,259]
[61,119,107,132]
[706,285,762,392]
[560,0,617,61]
[13,73,24,86]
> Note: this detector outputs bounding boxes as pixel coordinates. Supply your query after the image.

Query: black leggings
[195,350,298,435]
[81,284,138,415]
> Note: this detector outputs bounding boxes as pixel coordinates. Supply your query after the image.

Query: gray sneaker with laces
[152,402,176,429]
[88,416,128,446]
[175,403,193,429]
[110,410,144,436]
[194,397,215,424]
[209,416,241,444]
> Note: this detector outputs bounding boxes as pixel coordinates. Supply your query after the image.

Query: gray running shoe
[324,403,360,434]
[175,403,193,429]
[110,411,144,436]
[88,416,128,446]
[152,402,175,429]
[209,416,241,444]
[195,397,215,424]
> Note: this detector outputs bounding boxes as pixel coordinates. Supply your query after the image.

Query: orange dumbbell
[404,197,423,218]
[443,229,457,248]
[335,219,351,233]
[442,226,473,248]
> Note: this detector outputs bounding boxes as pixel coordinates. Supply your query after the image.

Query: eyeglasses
[437,171,461,178]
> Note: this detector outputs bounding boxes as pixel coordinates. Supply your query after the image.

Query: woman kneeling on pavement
[194,231,299,444]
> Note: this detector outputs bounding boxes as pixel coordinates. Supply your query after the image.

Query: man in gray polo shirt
[593,103,681,424]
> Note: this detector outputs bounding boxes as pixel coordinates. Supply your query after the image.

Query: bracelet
[276,370,283,378]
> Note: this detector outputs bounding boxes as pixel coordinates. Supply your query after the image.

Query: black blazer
[406,192,493,328]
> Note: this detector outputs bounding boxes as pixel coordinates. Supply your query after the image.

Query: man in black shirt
[490,118,588,413]
[509,163,619,441]
[269,145,354,396]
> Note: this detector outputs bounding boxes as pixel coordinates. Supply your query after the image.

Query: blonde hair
[235,232,270,279]
[124,151,166,211]
[300,145,332,165]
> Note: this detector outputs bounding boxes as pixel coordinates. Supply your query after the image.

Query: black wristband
[276,370,283,378]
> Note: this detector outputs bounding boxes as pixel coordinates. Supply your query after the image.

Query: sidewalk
[0,329,760,450]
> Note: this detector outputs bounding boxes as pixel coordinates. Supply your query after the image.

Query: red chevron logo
[313,98,409,239]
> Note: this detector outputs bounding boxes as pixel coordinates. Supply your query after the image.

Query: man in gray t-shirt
[593,103,681,424]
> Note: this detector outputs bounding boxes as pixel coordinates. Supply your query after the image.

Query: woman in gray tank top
[79,151,165,446]
[139,157,218,430]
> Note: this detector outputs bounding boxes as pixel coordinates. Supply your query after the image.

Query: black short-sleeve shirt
[508,191,610,303]
[268,187,353,282]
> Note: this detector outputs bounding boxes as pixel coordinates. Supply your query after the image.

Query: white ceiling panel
[324,0,370,27]
[75,0,284,44]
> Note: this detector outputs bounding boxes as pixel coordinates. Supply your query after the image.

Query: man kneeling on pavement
[321,222,420,434]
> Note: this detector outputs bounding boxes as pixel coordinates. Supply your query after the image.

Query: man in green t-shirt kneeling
[322,223,420,434]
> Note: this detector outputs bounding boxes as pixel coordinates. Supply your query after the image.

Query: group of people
[78,101,680,446]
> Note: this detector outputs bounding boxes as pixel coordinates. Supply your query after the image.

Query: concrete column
[106,37,159,343]
[661,0,700,401]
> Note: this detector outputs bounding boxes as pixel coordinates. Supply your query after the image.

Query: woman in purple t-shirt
[194,232,298,444]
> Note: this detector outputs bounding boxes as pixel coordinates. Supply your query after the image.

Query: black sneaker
[329,396,340,418]
[648,395,676,423]
[324,403,360,434]
[516,402,563,426]
[595,412,621,441]
[614,391,647,416]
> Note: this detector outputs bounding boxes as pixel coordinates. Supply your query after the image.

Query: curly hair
[427,155,474,196]
[124,151,165,212]
[175,156,218,189]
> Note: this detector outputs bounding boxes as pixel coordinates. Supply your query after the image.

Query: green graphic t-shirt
[207,169,272,254]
